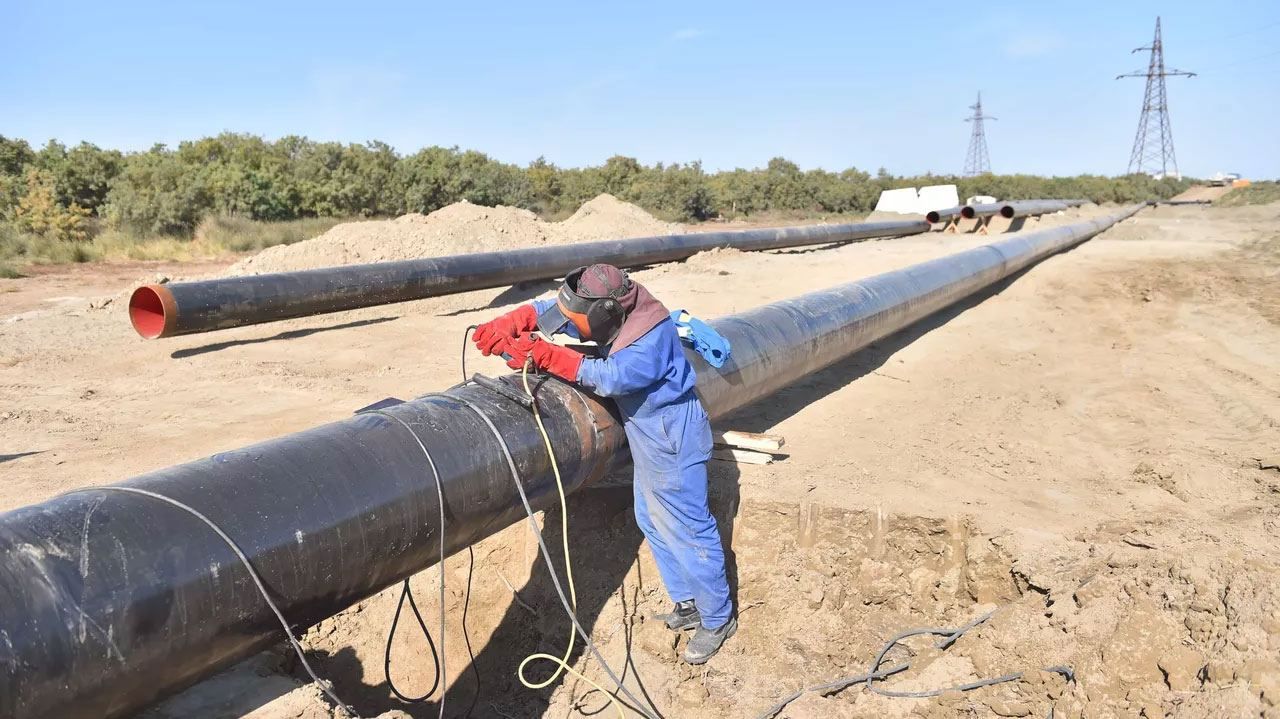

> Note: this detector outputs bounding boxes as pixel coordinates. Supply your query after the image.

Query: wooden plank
[711,448,774,465]
[712,430,785,453]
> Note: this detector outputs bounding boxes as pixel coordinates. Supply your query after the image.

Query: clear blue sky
[4,0,1277,178]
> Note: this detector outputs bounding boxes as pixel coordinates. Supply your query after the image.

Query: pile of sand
[227,194,682,276]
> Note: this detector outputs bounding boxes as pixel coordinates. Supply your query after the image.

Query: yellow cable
[517,361,627,719]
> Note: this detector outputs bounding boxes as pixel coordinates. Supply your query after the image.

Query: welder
[472,263,736,664]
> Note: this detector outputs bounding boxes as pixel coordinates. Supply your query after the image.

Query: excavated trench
[241,485,1062,718]
[144,470,1280,719]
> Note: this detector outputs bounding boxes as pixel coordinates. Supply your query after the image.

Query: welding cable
[64,486,361,719]
[753,610,1074,719]
[364,405,484,718]
[460,325,658,717]
[359,409,448,715]
[461,325,476,382]
[444,380,657,719]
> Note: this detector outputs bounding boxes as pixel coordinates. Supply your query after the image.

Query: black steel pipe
[1,206,1143,719]
[692,205,1144,418]
[1000,200,1069,219]
[959,203,1003,220]
[925,206,963,224]
[0,380,628,719]
[128,220,929,339]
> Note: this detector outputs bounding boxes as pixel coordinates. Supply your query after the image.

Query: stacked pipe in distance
[959,202,1004,220]
[1000,200,1070,219]
[128,219,929,340]
[0,205,1144,719]
[925,206,964,224]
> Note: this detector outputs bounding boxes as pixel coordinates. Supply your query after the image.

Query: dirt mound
[681,246,744,274]
[227,195,682,276]
[556,193,681,240]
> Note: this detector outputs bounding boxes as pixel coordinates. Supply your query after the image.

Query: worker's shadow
[305,459,741,718]
[302,256,1051,716]
[430,461,742,718]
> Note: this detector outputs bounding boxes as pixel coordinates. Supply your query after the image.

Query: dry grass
[0,215,352,268]
[1216,182,1280,207]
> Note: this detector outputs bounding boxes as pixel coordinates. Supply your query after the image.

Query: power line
[1117,16,1196,179]
[962,92,995,177]
[1198,48,1280,73]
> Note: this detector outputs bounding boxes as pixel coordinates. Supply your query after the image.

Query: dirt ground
[2,201,1279,719]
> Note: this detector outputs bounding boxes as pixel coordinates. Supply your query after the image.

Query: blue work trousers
[627,395,732,629]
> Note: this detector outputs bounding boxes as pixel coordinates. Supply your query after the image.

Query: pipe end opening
[961,206,976,219]
[926,211,941,224]
[129,285,170,339]
[1000,206,1016,219]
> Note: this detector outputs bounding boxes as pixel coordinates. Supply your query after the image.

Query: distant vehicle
[966,195,997,205]
[1208,172,1242,187]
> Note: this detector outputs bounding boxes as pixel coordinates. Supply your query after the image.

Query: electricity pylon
[963,92,995,176]
[1117,17,1196,178]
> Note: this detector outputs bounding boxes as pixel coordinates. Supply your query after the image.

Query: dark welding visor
[535,302,572,336]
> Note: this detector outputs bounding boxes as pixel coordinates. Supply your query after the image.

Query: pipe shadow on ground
[0,451,44,465]
[437,280,561,317]
[168,316,400,358]
[713,260,1050,434]
[766,239,860,255]
[1005,217,1028,233]
[308,468,743,719]
[297,251,1074,716]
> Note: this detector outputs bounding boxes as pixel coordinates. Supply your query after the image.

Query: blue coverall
[531,300,733,629]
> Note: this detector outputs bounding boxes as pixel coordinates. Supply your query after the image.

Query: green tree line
[0,132,1194,243]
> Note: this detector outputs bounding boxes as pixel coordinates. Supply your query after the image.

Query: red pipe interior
[129,286,168,339]
[926,211,941,223]
[961,206,976,219]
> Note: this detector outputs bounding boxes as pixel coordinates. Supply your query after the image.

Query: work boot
[654,600,701,631]
[681,617,738,665]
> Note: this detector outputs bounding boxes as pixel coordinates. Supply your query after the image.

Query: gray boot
[653,600,701,631]
[681,617,737,665]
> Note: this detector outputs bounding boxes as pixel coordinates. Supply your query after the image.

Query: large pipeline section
[128,220,929,339]
[1000,200,1069,219]
[924,206,963,224]
[0,206,1143,719]
[960,203,1004,220]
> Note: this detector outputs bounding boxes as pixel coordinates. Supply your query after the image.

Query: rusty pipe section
[0,206,1142,719]
[128,219,929,339]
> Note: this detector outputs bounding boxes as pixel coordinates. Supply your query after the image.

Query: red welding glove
[474,304,538,357]
[504,333,536,370]
[528,337,583,382]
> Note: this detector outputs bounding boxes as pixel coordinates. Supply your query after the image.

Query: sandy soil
[2,201,1278,719]
[1170,185,1232,203]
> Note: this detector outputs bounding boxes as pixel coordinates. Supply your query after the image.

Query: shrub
[12,169,91,242]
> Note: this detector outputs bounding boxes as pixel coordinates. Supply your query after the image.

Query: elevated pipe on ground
[128,220,929,339]
[959,203,1004,220]
[1000,200,1070,219]
[925,206,964,224]
[1,205,1144,719]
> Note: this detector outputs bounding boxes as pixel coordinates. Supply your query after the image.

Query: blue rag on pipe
[669,309,731,368]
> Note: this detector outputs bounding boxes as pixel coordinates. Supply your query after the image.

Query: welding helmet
[536,265,631,342]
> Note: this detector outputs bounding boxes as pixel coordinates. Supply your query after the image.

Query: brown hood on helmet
[577,264,670,355]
